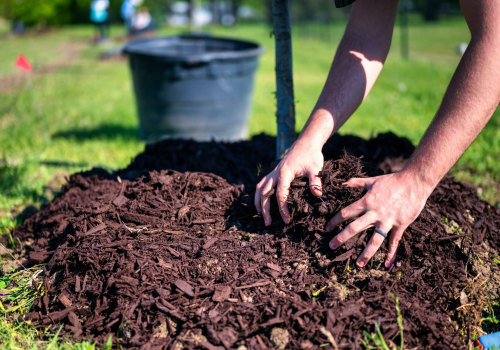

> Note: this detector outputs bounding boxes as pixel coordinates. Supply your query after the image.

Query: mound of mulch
[10,133,500,349]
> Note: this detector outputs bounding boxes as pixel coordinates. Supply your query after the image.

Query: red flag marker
[15,53,32,72]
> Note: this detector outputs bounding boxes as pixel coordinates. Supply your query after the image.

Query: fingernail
[357,260,365,267]
[326,222,336,231]
[311,185,322,194]
[329,241,338,250]
[265,219,271,226]
[385,258,394,268]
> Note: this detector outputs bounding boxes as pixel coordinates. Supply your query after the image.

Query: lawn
[0,15,498,348]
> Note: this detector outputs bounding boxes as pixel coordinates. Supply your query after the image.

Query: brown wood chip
[174,279,194,297]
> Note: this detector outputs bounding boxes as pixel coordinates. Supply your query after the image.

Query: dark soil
[11,133,500,349]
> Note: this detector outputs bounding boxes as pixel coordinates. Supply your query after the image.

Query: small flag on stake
[15,53,32,72]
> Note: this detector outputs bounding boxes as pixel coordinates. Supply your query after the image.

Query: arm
[328,0,500,268]
[404,0,500,190]
[255,0,399,226]
[302,0,399,147]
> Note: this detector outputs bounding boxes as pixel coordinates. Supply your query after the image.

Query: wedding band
[375,228,388,238]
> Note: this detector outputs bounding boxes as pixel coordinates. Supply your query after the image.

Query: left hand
[326,171,433,268]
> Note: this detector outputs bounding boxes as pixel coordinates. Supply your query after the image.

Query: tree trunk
[400,0,409,59]
[423,0,439,21]
[231,0,240,24]
[265,0,273,25]
[272,0,296,159]
[189,0,199,32]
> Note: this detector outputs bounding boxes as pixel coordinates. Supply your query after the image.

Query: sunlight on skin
[349,50,384,100]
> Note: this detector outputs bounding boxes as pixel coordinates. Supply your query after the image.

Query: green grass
[0,318,114,349]
[0,16,499,348]
[361,294,404,350]
[0,265,44,314]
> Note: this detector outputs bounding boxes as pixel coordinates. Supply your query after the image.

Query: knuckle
[276,187,287,201]
[374,234,385,245]
[364,196,376,209]
[277,181,289,195]
[346,223,357,236]
[278,166,288,178]
[334,236,345,246]
[256,177,267,189]
[389,239,400,250]
[340,208,349,220]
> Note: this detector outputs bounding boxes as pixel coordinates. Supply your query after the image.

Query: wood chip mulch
[11,133,499,349]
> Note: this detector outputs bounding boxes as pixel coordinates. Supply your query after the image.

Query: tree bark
[189,0,199,32]
[231,0,240,24]
[272,0,296,159]
[400,0,410,59]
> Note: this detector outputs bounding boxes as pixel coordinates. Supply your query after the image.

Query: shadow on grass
[39,160,90,167]
[0,161,46,209]
[52,123,140,141]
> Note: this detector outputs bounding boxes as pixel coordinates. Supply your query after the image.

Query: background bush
[1,0,462,29]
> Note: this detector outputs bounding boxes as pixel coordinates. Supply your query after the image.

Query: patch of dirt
[9,133,500,349]
[0,42,84,94]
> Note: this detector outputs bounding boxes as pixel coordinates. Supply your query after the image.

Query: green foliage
[9,0,73,27]
[310,284,327,300]
[362,322,391,350]
[481,301,499,329]
[361,294,404,350]
[0,265,44,315]
[0,318,114,349]
[4,0,126,27]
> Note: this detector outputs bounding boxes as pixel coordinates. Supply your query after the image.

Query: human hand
[255,141,324,226]
[326,171,433,268]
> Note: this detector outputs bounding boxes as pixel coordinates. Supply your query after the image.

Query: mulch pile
[11,133,500,349]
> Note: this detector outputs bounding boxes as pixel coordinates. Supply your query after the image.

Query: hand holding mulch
[255,138,324,226]
[326,170,432,268]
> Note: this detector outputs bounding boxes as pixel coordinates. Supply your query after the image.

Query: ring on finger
[374,228,388,238]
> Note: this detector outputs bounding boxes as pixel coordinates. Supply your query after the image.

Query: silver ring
[375,228,388,238]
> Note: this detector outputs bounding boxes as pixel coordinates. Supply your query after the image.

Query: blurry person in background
[131,7,157,37]
[90,0,110,42]
[121,0,143,35]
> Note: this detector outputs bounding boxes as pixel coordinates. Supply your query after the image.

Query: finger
[356,223,392,267]
[329,212,376,250]
[260,176,276,226]
[385,226,405,268]
[326,198,367,231]
[276,170,295,224]
[344,177,376,189]
[307,170,323,197]
[254,177,267,214]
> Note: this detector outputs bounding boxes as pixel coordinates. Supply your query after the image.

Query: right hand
[254,141,324,226]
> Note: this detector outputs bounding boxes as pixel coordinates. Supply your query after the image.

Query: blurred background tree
[0,0,462,29]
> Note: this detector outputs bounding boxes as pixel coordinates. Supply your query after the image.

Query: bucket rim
[122,34,264,64]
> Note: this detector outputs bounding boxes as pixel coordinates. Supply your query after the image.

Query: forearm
[296,0,399,151]
[404,8,500,192]
[297,36,387,151]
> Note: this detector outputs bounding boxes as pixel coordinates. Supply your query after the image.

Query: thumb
[308,169,323,197]
[344,177,375,189]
